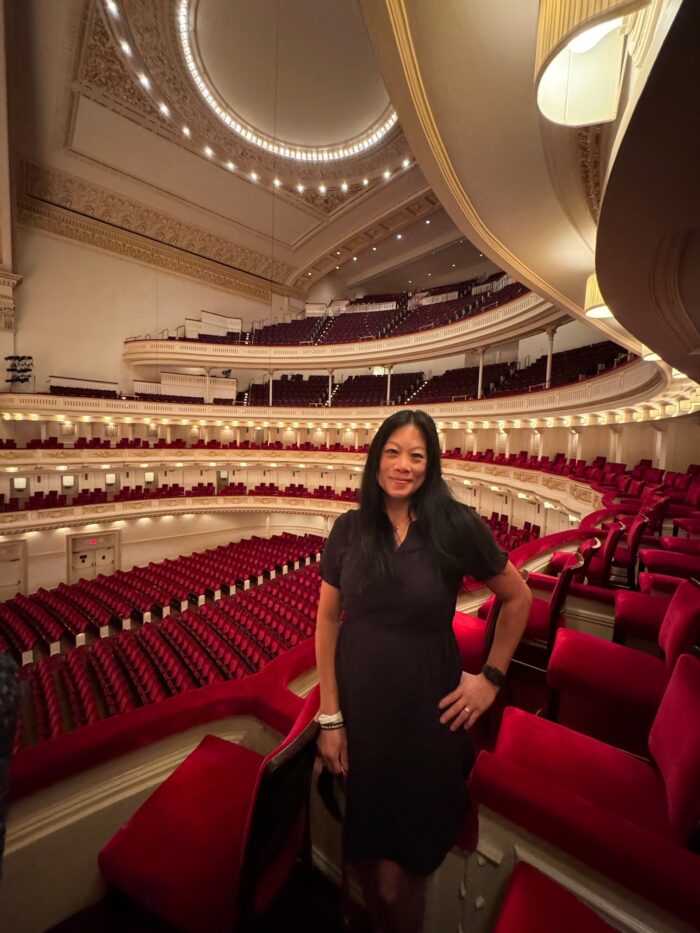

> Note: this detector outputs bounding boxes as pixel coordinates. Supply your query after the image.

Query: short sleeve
[319,510,353,588]
[459,506,508,581]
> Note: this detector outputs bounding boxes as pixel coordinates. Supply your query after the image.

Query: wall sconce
[535,1,649,126]
[584,273,614,319]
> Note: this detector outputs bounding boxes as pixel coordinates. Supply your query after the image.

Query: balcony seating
[546,578,700,755]
[469,653,700,930]
[98,688,320,933]
[638,548,700,580]
[251,317,324,346]
[10,560,322,748]
[492,862,619,933]
[331,371,424,407]
[247,374,328,406]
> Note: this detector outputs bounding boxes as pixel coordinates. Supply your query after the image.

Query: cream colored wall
[13,229,269,392]
[517,319,602,366]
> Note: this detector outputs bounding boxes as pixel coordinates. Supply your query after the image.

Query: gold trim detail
[17,161,297,301]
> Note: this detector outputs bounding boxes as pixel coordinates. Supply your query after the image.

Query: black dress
[319,505,507,875]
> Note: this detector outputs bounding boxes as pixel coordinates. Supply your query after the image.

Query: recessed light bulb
[383,170,391,180]
[106,0,119,17]
[352,256,358,261]
[341,182,348,192]
[396,234,402,240]
[296,183,305,193]
[227,161,236,171]
[372,246,377,251]
[182,126,191,137]
[159,102,170,117]
[273,178,281,188]
[425,219,431,224]
[204,146,213,157]
[138,73,150,90]
[120,40,132,57]
[319,184,327,194]
[402,158,410,168]
[250,171,259,181]
[362,178,369,186]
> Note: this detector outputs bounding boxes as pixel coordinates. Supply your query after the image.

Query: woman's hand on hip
[438,672,499,730]
[318,727,349,775]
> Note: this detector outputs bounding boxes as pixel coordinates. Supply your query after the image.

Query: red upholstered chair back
[597,521,625,577]
[545,553,585,642]
[658,578,700,671]
[645,496,670,535]
[649,654,700,842]
[575,536,601,581]
[240,687,320,920]
[686,477,700,508]
[624,514,649,559]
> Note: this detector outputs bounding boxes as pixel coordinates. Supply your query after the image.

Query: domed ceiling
[188,0,395,159]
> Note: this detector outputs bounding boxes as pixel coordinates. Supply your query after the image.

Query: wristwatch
[482,663,507,688]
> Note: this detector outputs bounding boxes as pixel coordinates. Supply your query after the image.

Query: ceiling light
[372,246,377,251]
[159,102,170,117]
[138,73,150,90]
[336,251,341,255]
[584,273,613,318]
[335,266,340,270]
[250,171,259,181]
[204,145,213,157]
[307,272,312,276]
[182,126,191,137]
[319,184,327,194]
[105,0,119,17]
[226,161,236,171]
[383,170,391,180]
[396,234,402,240]
[341,182,348,192]
[296,183,305,193]
[408,279,412,284]
[428,273,432,277]
[402,158,410,168]
[452,263,456,268]
[425,219,431,224]
[362,178,369,186]
[352,256,358,262]
[273,178,281,188]
[120,40,132,57]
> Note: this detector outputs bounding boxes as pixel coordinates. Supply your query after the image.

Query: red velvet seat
[493,862,619,933]
[470,654,700,929]
[99,688,320,933]
[547,578,700,753]
[639,548,700,580]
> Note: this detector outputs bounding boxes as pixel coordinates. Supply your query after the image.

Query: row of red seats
[13,565,321,748]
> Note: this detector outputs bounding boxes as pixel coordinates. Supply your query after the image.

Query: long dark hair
[355,409,470,586]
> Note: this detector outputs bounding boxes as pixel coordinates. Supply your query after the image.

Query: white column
[295,429,300,445]
[477,349,485,399]
[0,1,21,340]
[268,372,274,407]
[608,425,622,463]
[325,430,330,447]
[386,365,393,403]
[545,328,557,389]
[328,371,334,407]
[40,422,48,442]
[354,431,359,448]
[236,427,241,445]
[653,425,667,470]
[567,428,581,461]
[503,429,511,458]
[166,425,172,443]
[531,428,542,458]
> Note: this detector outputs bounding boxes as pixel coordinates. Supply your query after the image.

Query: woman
[315,410,531,933]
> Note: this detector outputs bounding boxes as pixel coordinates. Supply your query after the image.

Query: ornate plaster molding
[17,160,299,301]
[0,270,21,333]
[576,125,603,222]
[78,2,412,216]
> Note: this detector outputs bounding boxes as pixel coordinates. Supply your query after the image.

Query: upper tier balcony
[123,292,566,369]
[0,358,675,426]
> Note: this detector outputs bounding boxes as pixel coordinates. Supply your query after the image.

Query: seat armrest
[614,591,670,642]
[469,751,700,929]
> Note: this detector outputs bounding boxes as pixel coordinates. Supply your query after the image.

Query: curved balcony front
[122,292,566,370]
[0,359,673,426]
[0,455,601,536]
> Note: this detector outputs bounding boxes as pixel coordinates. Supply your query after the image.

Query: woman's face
[377,424,428,503]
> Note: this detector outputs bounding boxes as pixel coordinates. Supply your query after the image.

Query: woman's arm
[439,561,531,730]
[315,580,349,774]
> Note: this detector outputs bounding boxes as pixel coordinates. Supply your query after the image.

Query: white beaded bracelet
[316,711,343,725]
